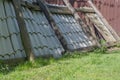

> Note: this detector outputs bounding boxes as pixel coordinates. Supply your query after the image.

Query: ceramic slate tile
[0,38,4,56]
[11,34,22,51]
[14,51,24,59]
[0,20,9,38]
[0,37,13,56]
[4,1,19,34]
[0,0,5,20]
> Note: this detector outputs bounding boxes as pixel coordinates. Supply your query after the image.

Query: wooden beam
[21,1,40,11]
[63,0,81,22]
[88,0,120,41]
[36,0,68,51]
[105,41,120,48]
[75,7,95,13]
[21,1,72,14]
[86,13,116,42]
[12,0,35,61]
[47,4,72,14]
[84,15,100,46]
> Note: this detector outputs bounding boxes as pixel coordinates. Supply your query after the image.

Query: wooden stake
[12,0,35,61]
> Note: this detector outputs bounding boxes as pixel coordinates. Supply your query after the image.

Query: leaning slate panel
[22,0,94,51]
[0,0,26,60]
[22,7,64,58]
[52,14,93,50]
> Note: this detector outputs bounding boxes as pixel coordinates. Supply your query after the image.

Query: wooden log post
[12,0,35,61]
[36,0,68,51]
[88,0,120,41]
[63,0,100,47]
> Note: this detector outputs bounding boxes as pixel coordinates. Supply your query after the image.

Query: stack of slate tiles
[0,0,26,60]
[22,7,64,58]
[0,0,94,60]
[52,14,93,50]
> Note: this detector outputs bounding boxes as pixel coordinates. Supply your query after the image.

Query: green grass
[0,50,120,80]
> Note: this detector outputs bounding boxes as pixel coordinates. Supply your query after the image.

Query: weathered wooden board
[12,0,35,61]
[75,7,95,13]
[88,0,120,41]
[21,1,72,14]
[86,13,116,42]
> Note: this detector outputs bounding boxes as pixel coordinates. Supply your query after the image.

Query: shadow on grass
[0,51,90,75]
[0,57,57,75]
[0,52,96,75]
[62,51,90,59]
[1,48,119,75]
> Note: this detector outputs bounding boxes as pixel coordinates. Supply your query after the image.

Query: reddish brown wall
[93,0,120,36]
[45,0,120,36]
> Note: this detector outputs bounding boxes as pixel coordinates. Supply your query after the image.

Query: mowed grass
[0,50,120,80]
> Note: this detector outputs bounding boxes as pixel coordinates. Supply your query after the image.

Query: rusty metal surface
[45,0,120,36]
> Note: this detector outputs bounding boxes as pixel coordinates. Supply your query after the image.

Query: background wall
[93,0,120,36]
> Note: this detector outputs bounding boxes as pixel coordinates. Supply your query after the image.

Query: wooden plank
[86,13,116,42]
[12,0,35,61]
[75,7,95,13]
[84,15,101,47]
[88,0,120,41]
[63,0,80,22]
[105,41,120,48]
[21,1,72,14]
[36,0,68,51]
[67,45,96,52]
[47,4,72,14]
[21,1,40,10]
